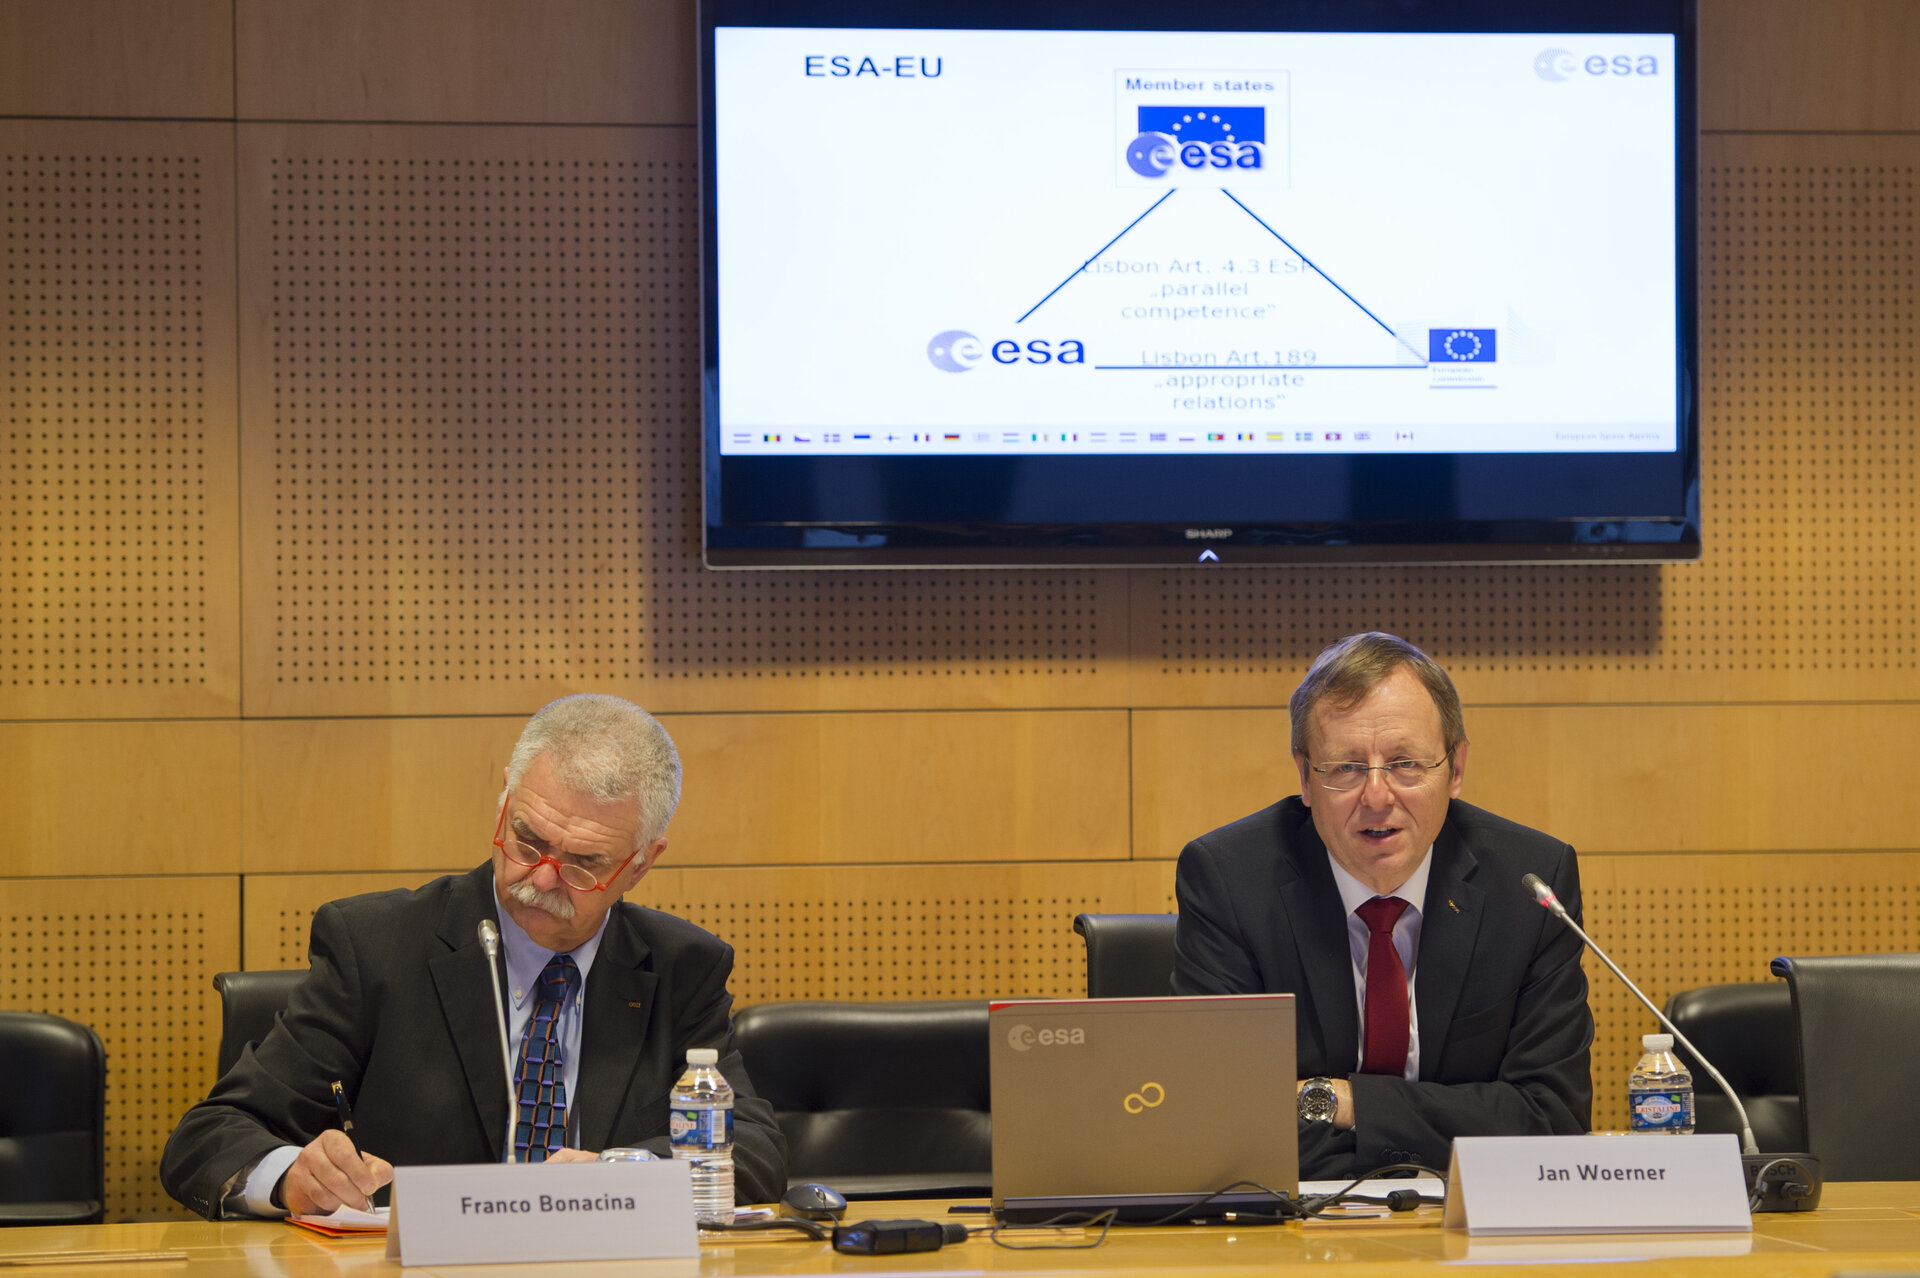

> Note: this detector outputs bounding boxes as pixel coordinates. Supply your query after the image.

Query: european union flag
[1136,106,1265,144]
[1428,328,1497,363]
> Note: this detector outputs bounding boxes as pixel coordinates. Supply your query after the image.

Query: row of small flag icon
[734,430,1417,445]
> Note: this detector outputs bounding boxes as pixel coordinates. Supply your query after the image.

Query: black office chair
[1661,981,1802,1152]
[1771,953,1920,1180]
[0,1011,106,1225]
[213,969,308,1078]
[733,1000,991,1198]
[1072,912,1177,998]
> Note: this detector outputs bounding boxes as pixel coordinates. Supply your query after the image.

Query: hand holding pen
[278,1080,394,1216]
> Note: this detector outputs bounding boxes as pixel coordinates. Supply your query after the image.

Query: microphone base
[1744,1152,1822,1213]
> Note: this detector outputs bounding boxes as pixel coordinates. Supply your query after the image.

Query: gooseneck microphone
[477,919,519,1164]
[1521,873,1758,1157]
[1523,873,1825,1213]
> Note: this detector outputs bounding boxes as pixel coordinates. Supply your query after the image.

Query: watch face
[1299,1081,1336,1122]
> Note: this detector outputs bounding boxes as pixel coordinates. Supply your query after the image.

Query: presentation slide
[713,28,1677,456]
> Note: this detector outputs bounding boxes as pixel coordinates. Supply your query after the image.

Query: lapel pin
[1448,899,1460,914]
[627,1000,644,1009]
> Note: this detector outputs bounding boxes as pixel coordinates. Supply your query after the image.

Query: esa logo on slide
[927,330,1085,372]
[1125,106,1265,178]
[1114,70,1290,189]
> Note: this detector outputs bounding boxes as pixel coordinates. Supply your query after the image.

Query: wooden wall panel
[1134,704,1920,860]
[668,710,1131,865]
[236,0,692,124]
[0,0,232,119]
[234,121,1130,718]
[1581,851,1920,1132]
[1,0,1914,1219]
[1700,0,1920,131]
[0,119,243,720]
[242,852,1920,1141]
[244,710,1130,873]
[0,876,238,1220]
[244,861,1178,999]
[242,870,460,968]
[242,718,515,875]
[1125,132,1917,709]
[0,721,242,877]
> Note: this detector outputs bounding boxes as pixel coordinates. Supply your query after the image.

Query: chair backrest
[733,1000,990,1198]
[1661,981,1802,1151]
[1771,953,1920,1179]
[1073,912,1177,998]
[213,969,307,1079]
[0,1011,105,1225]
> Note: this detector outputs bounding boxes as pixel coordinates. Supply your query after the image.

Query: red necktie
[1356,896,1410,1076]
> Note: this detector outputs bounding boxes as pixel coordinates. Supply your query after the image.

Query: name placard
[1442,1134,1750,1236]
[384,1160,701,1267]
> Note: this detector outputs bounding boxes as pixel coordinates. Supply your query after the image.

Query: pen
[330,1080,376,1214]
[331,1080,357,1150]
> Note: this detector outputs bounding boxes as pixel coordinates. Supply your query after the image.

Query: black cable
[1125,1180,1302,1228]
[1342,1190,1444,1210]
[988,1208,1117,1250]
[1295,1161,1449,1219]
[990,1160,1448,1250]
[702,1216,831,1241]
[1746,1157,1816,1213]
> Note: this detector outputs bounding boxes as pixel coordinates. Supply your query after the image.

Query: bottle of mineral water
[669,1047,735,1223]
[1628,1032,1695,1134]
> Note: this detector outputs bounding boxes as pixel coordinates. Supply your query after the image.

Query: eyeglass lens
[500,838,600,890]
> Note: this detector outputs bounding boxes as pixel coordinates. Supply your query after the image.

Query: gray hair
[1289,632,1467,758]
[505,694,682,846]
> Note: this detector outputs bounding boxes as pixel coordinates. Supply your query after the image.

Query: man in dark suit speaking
[1172,632,1592,1180]
[163,694,786,1217]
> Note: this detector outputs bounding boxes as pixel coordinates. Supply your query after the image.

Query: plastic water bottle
[669,1047,735,1223]
[1628,1032,1695,1134]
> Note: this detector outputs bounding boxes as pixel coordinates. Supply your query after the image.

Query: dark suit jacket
[1172,797,1592,1179]
[162,864,786,1217]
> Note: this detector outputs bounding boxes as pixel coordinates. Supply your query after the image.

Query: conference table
[5,1185,1919,1277]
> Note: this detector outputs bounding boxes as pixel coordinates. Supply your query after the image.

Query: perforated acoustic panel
[0,876,239,1221]
[1130,133,1916,708]
[236,125,1125,718]
[245,862,1178,998]
[1,121,239,719]
[1581,851,1920,1133]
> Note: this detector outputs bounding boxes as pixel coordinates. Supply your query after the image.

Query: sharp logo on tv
[926,330,1085,372]
[1124,106,1265,177]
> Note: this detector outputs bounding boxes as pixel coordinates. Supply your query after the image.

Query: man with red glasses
[162,694,786,1218]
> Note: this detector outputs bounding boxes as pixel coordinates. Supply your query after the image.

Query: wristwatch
[1298,1076,1338,1123]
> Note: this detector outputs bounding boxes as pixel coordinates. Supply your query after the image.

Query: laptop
[988,994,1298,1223]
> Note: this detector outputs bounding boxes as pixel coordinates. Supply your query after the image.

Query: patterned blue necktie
[512,953,578,1162]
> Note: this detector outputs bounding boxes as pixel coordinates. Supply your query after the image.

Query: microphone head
[477,918,501,955]
[1522,873,1559,910]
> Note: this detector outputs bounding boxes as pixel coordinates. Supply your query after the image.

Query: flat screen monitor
[700,0,1698,566]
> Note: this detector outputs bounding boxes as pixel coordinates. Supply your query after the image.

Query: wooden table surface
[4,1183,1918,1278]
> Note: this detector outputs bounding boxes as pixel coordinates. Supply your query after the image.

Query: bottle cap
[686,1047,720,1065]
[1642,1033,1673,1051]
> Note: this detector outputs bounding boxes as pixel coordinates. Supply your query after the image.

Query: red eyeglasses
[492,799,642,892]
